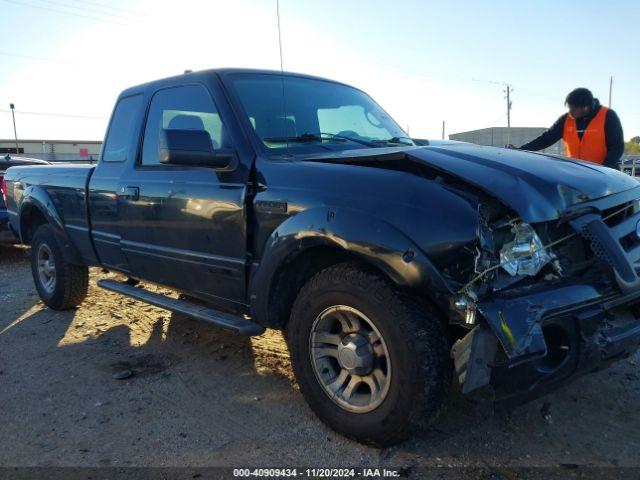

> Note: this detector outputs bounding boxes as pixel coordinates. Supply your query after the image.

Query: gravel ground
[1,244,639,476]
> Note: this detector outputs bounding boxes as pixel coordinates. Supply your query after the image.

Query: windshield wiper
[262,133,335,150]
[318,132,377,147]
[263,133,321,143]
[262,132,378,147]
[370,137,414,146]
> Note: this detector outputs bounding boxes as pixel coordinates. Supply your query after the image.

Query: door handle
[119,186,140,201]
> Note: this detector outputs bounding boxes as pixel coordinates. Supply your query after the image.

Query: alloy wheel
[309,305,391,413]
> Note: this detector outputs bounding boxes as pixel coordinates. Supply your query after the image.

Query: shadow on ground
[0,251,639,470]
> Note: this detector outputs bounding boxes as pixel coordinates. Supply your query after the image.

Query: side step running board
[97,279,265,336]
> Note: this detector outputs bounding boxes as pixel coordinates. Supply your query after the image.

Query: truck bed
[1,156,51,242]
[4,164,96,259]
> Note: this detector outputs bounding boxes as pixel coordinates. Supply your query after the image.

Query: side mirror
[158,129,233,168]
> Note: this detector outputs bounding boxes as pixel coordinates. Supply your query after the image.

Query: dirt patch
[1,244,639,472]
[107,352,180,378]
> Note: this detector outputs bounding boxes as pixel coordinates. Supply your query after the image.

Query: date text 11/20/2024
[232,468,402,477]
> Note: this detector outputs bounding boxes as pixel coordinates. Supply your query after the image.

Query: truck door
[118,83,251,308]
[88,94,144,273]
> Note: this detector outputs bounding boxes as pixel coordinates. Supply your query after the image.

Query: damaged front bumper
[453,284,640,403]
[452,200,640,403]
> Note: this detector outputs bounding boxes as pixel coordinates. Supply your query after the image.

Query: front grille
[619,230,640,253]
[570,204,640,292]
[602,201,635,228]
[545,221,594,276]
[603,202,640,258]
[578,222,614,266]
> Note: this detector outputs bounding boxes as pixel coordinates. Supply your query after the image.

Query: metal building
[449,127,564,155]
[0,139,102,162]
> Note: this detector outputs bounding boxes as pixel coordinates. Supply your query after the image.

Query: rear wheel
[286,263,451,447]
[31,224,88,310]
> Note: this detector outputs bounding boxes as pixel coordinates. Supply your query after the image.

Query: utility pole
[442,120,445,140]
[504,85,513,128]
[9,103,19,154]
[608,76,613,107]
[503,85,513,146]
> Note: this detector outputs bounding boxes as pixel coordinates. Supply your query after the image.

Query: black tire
[31,224,88,310]
[286,263,451,447]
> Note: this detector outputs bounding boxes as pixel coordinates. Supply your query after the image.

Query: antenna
[276,0,284,73]
[276,0,289,153]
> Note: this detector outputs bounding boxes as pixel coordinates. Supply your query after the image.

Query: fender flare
[18,185,83,264]
[249,206,453,326]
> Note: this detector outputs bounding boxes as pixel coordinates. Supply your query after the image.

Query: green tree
[626,138,640,155]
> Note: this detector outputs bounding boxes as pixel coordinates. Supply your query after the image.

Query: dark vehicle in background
[621,156,640,178]
[4,69,640,446]
[0,155,49,243]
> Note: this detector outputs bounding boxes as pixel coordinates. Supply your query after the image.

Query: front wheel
[286,263,451,447]
[31,224,88,310]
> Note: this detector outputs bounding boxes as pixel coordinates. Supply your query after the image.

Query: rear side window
[141,85,222,166]
[102,95,142,162]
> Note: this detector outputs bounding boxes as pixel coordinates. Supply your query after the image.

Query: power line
[34,0,140,21]
[0,108,106,120]
[345,55,512,90]
[330,54,565,108]
[476,113,508,131]
[73,0,146,17]
[471,77,510,87]
[0,51,85,66]
[1,0,129,25]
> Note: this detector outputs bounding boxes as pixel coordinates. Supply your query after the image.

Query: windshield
[228,74,413,153]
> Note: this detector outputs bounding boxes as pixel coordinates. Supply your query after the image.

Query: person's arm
[518,114,566,151]
[603,109,624,169]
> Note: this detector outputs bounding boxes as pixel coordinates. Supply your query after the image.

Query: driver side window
[141,85,223,166]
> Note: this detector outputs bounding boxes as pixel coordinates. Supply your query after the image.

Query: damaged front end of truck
[305,143,640,403]
[450,188,640,403]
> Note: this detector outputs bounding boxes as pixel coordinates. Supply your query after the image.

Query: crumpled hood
[306,143,639,222]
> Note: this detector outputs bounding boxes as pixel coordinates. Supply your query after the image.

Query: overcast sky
[1,0,638,142]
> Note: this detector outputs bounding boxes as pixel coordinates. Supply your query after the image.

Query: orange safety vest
[563,106,609,164]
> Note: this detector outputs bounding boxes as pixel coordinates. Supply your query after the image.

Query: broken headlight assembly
[499,222,551,276]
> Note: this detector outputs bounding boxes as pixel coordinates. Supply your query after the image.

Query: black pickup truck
[4,69,640,446]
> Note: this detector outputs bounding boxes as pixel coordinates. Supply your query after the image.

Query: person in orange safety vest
[515,88,624,169]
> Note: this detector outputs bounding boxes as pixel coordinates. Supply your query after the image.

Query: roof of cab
[117,68,352,99]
